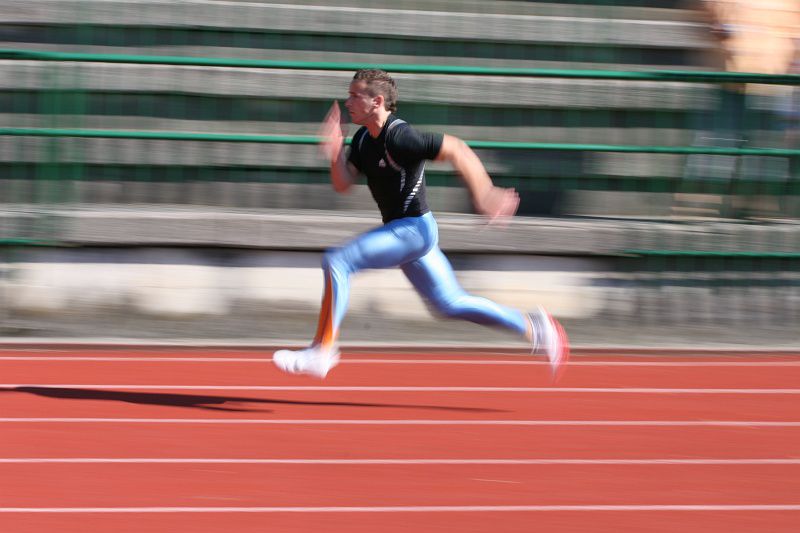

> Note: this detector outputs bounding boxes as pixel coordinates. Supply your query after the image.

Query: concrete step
[2,205,800,252]
[0,62,717,110]
[0,43,711,72]
[0,117,700,147]
[0,1,709,48]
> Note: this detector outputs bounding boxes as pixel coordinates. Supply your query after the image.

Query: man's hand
[475,185,520,225]
[319,101,358,192]
[319,101,347,163]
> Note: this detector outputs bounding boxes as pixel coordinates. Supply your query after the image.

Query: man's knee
[321,248,338,270]
[429,294,467,319]
[322,247,351,275]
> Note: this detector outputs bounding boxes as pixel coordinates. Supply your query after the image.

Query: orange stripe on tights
[312,271,336,348]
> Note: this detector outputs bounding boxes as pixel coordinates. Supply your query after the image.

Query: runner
[273,69,568,378]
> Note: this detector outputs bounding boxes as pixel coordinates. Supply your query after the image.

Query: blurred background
[0,0,798,347]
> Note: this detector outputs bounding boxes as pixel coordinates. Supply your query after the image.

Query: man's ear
[373,94,385,110]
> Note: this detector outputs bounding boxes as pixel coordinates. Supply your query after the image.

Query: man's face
[344,80,377,125]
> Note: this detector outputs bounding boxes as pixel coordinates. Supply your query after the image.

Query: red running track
[0,347,799,532]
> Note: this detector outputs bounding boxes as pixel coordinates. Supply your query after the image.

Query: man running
[274,69,568,378]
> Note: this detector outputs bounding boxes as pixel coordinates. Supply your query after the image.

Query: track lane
[4,358,800,388]
[4,463,800,507]
[1,388,798,421]
[1,423,799,459]
[0,510,798,533]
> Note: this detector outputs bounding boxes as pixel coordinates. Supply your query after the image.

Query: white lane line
[2,384,799,393]
[1,505,799,513]
[2,458,799,465]
[2,357,800,367]
[0,357,270,362]
[0,418,798,427]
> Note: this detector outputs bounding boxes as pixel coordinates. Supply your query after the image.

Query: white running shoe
[273,345,340,379]
[527,307,570,379]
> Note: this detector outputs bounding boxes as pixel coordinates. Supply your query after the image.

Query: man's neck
[365,110,392,138]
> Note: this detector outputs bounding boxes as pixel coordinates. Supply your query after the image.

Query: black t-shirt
[347,115,444,223]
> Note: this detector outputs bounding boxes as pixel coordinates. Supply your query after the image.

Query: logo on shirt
[378,158,386,168]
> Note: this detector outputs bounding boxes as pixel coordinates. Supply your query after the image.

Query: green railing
[2,50,800,219]
[2,48,799,240]
[4,49,800,84]
[2,50,799,155]
[2,126,800,157]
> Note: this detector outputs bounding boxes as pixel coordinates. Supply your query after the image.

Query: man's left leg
[401,246,568,374]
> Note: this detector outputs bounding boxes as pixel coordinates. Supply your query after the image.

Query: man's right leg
[274,217,434,377]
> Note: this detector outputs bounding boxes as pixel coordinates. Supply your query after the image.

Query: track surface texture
[1,346,799,532]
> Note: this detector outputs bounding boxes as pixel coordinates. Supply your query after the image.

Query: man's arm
[435,134,519,221]
[319,101,359,193]
[330,150,360,193]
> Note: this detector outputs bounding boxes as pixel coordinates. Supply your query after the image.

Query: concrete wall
[2,209,798,348]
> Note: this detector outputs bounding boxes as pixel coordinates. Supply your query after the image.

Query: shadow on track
[1,386,507,414]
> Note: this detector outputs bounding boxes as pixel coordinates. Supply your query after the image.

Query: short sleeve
[388,125,444,167]
[347,128,367,171]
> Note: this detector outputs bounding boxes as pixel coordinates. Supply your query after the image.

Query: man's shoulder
[385,117,415,144]
[387,115,411,132]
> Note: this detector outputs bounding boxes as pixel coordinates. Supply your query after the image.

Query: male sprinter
[274,69,568,378]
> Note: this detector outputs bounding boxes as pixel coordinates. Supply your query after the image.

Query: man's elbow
[436,135,470,167]
[332,172,356,193]
[437,135,469,164]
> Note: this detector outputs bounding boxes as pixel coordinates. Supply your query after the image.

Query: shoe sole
[272,349,340,379]
[308,351,340,379]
